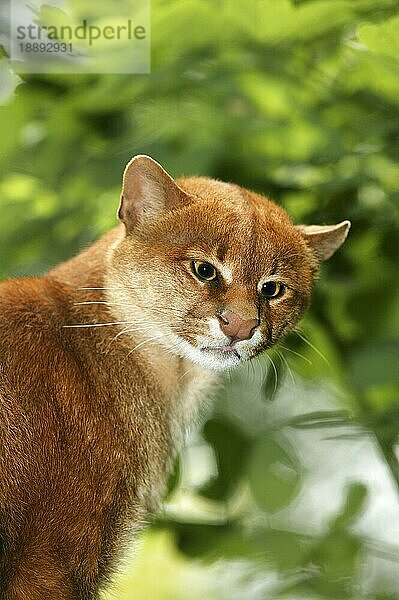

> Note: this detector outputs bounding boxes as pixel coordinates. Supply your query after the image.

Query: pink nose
[216,310,259,342]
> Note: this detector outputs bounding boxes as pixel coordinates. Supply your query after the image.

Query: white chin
[197,348,241,371]
[169,337,242,371]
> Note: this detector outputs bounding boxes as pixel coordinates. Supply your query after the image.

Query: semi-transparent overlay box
[9,0,150,73]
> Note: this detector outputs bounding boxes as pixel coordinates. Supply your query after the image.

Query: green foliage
[201,417,250,501]
[248,434,302,513]
[1,0,399,598]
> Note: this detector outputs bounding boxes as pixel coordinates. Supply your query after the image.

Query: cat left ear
[118,155,188,232]
[296,220,351,261]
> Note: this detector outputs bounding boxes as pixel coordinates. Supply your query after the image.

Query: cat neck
[48,226,215,403]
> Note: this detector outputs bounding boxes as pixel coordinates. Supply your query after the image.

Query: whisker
[153,309,183,316]
[63,321,132,329]
[103,325,157,354]
[74,301,136,307]
[76,298,184,314]
[258,354,269,387]
[108,325,156,344]
[278,343,312,366]
[114,325,153,338]
[242,359,249,385]
[75,294,187,319]
[125,333,166,358]
[295,329,330,366]
[122,318,181,332]
[161,341,184,357]
[254,354,268,390]
[250,355,256,381]
[178,365,198,381]
[79,287,127,291]
[264,352,278,397]
[276,349,296,394]
[78,286,179,294]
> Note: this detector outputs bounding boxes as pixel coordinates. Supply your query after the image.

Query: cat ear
[296,220,351,261]
[118,155,188,231]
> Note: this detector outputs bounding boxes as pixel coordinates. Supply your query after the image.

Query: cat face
[108,156,350,371]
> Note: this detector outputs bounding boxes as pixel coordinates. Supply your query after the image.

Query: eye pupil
[193,261,217,282]
[262,281,282,299]
[199,264,211,277]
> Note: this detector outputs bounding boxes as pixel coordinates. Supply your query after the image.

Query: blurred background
[1,0,399,598]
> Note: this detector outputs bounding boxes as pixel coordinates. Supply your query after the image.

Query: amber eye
[261,281,284,299]
[192,261,217,282]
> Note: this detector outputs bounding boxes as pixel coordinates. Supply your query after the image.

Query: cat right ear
[118,155,188,232]
[296,220,351,261]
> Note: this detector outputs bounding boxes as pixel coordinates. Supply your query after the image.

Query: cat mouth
[201,345,240,359]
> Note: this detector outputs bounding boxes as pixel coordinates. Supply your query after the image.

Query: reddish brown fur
[0,156,349,598]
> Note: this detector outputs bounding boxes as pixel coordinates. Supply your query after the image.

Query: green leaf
[248,435,302,513]
[0,59,22,105]
[332,482,368,528]
[357,16,399,63]
[200,418,250,501]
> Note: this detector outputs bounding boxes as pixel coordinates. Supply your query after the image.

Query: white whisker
[178,365,197,381]
[276,349,296,394]
[103,325,157,354]
[295,329,330,366]
[250,355,256,381]
[115,325,153,339]
[79,287,127,291]
[278,343,312,366]
[74,301,135,308]
[264,352,278,397]
[125,333,166,358]
[63,321,132,329]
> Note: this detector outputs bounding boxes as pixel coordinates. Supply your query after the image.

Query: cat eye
[192,261,218,282]
[261,281,284,299]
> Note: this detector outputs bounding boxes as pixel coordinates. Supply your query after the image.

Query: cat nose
[216,310,259,342]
